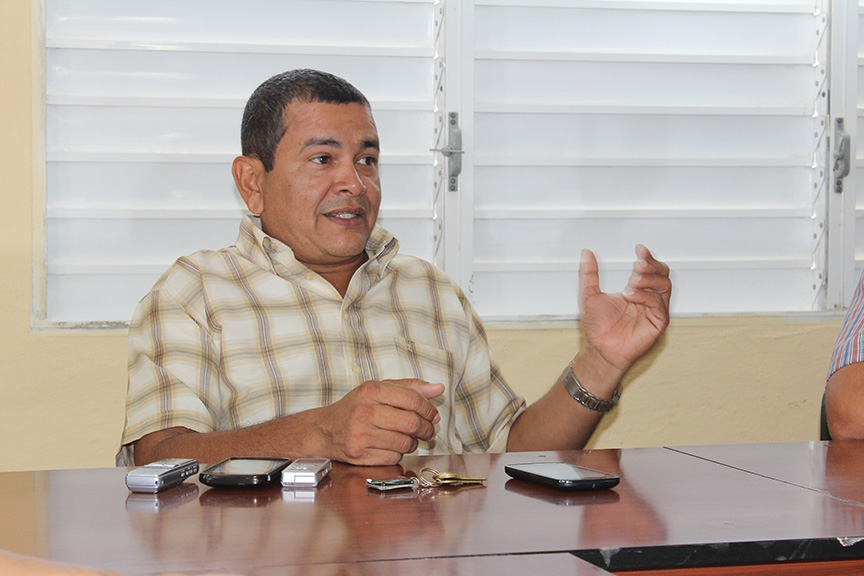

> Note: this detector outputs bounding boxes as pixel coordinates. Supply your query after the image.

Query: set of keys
[366,467,486,492]
[418,467,486,488]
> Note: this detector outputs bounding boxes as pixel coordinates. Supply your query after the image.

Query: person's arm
[826,363,864,440]
[133,378,444,466]
[507,244,671,451]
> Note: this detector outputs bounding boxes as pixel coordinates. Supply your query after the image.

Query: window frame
[33,0,861,329]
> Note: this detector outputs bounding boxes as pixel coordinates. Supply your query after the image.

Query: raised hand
[578,244,671,373]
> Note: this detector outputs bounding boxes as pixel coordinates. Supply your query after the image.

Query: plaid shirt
[118,215,524,464]
[829,270,864,380]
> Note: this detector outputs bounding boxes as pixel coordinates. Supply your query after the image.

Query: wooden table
[2,444,864,575]
[669,440,864,505]
[120,553,614,576]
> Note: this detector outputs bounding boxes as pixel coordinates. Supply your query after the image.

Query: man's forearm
[507,348,624,452]
[507,382,603,451]
[132,379,444,466]
[132,411,321,465]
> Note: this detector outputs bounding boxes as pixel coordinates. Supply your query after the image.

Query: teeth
[330,212,357,219]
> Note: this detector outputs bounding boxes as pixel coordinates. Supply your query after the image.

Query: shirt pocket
[391,336,455,387]
[391,336,458,454]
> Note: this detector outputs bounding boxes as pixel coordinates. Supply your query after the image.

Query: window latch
[834,118,851,193]
[430,112,463,190]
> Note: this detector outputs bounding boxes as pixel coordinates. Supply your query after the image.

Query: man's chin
[323,241,371,263]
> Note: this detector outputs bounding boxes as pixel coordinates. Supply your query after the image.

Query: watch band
[561,363,621,413]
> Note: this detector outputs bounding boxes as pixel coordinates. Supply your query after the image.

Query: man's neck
[304,253,369,298]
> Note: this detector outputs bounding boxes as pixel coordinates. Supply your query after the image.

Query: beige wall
[0,1,844,473]
[489,316,841,449]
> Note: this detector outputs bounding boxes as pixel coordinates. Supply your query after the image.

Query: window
[41,0,853,325]
[463,0,833,317]
[43,0,437,323]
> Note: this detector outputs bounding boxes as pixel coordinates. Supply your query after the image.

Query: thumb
[404,380,444,424]
[388,378,446,399]
[579,249,600,310]
[414,381,446,400]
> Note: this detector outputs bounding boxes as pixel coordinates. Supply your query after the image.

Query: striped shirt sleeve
[829,270,864,379]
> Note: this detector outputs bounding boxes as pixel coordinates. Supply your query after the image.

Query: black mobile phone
[199,457,291,488]
[504,478,620,506]
[504,462,620,491]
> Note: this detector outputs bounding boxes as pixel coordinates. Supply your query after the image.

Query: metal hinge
[430,112,463,191]
[834,118,851,193]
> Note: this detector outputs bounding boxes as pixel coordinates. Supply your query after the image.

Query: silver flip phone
[281,458,332,487]
[125,458,199,493]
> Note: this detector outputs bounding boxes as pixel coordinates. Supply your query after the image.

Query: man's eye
[358,156,378,166]
[312,155,330,164]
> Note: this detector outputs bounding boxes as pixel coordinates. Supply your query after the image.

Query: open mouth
[323,209,365,224]
[326,211,361,220]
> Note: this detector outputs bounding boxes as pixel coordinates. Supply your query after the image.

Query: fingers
[348,446,414,467]
[365,393,439,442]
[318,378,446,465]
[580,245,670,303]
[343,379,442,449]
[633,243,670,278]
[624,244,672,308]
[377,379,443,424]
[335,386,435,465]
[579,249,600,309]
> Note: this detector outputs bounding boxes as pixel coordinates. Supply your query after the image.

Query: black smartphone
[504,462,620,491]
[199,457,291,488]
[504,478,620,506]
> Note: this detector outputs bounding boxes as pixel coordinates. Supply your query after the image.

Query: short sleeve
[116,262,220,465]
[829,270,864,380]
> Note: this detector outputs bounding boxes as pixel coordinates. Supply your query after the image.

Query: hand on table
[311,378,444,466]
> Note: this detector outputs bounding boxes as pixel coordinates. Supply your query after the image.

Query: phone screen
[205,458,288,476]
[199,457,291,488]
[504,462,620,491]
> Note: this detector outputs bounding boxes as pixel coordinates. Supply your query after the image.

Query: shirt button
[343,312,350,321]
[304,273,315,281]
[352,364,362,374]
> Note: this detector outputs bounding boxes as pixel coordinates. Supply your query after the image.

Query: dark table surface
[3,444,864,575]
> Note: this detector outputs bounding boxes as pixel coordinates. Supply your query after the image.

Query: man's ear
[233,156,266,215]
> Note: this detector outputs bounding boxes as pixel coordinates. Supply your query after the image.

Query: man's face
[253,101,381,270]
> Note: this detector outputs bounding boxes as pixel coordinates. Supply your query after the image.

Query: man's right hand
[132,378,445,467]
[309,378,445,465]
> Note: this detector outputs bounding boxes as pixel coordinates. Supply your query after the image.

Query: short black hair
[240,69,371,172]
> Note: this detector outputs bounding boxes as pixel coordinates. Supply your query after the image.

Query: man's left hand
[578,243,671,374]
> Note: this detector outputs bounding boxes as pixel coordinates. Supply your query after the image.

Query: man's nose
[336,163,367,196]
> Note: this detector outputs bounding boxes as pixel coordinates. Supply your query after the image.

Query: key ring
[417,467,487,487]
[418,467,440,488]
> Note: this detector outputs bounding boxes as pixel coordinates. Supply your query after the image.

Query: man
[826,273,864,438]
[117,69,671,466]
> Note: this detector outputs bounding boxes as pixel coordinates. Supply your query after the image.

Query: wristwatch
[561,363,621,413]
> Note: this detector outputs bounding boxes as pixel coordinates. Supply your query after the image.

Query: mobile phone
[199,457,291,488]
[504,478,620,506]
[504,462,620,491]
[125,458,199,493]
[281,458,332,487]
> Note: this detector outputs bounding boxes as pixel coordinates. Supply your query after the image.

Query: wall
[488,316,840,449]
[0,1,843,473]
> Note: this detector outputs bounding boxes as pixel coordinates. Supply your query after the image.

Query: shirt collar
[236,214,399,279]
